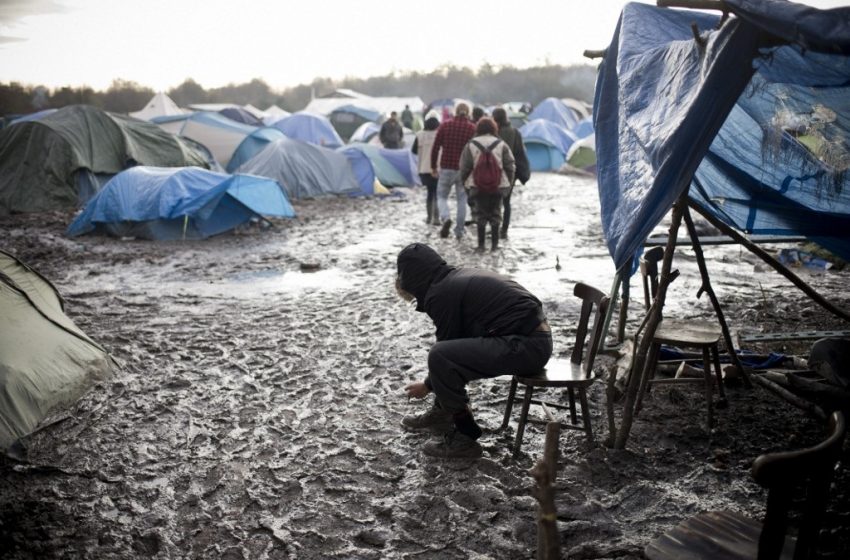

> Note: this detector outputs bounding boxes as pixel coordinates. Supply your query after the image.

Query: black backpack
[471,139,503,193]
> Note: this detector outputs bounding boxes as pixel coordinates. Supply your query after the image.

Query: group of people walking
[412,103,530,252]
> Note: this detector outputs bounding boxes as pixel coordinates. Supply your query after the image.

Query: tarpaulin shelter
[0,105,209,215]
[337,147,378,196]
[219,107,264,127]
[226,127,287,173]
[66,166,294,240]
[593,0,850,448]
[519,119,578,172]
[329,104,382,142]
[1,250,114,450]
[8,108,58,126]
[270,112,344,149]
[349,122,380,144]
[235,138,360,199]
[153,112,258,169]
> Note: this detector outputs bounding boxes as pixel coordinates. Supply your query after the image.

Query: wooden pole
[689,203,850,323]
[683,204,751,389]
[531,421,561,560]
[614,191,689,449]
[657,0,726,10]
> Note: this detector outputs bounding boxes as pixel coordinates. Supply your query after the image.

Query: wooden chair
[645,411,846,560]
[635,246,727,429]
[499,282,610,458]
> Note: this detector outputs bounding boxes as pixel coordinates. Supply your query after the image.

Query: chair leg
[512,385,534,458]
[578,388,594,443]
[702,348,714,430]
[498,377,519,432]
[710,344,727,405]
[567,387,578,424]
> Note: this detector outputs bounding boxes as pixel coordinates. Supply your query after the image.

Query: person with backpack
[459,117,516,252]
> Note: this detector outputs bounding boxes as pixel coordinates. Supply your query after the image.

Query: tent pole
[614,191,687,449]
[689,203,850,324]
[683,204,751,390]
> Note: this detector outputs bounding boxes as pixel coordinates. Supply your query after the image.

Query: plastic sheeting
[271,112,344,149]
[527,97,580,131]
[594,1,850,271]
[226,127,287,173]
[66,166,294,240]
[235,138,360,199]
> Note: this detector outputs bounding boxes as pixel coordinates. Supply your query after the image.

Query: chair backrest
[640,246,664,309]
[752,411,846,560]
[570,282,611,378]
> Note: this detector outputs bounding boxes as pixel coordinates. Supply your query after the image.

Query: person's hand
[431,168,438,178]
[405,381,430,399]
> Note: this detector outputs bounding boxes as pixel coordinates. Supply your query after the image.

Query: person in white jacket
[411,114,441,224]
[459,117,516,252]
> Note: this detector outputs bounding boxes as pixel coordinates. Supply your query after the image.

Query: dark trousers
[427,332,553,413]
[501,186,514,234]
[421,173,438,221]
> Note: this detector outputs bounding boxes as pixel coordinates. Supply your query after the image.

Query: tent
[66,166,295,240]
[0,105,210,215]
[219,107,264,127]
[572,116,594,140]
[235,138,360,199]
[226,127,287,173]
[270,111,344,149]
[329,104,382,142]
[337,147,379,196]
[153,112,258,169]
[527,97,580,131]
[129,92,187,121]
[349,122,380,144]
[566,134,597,173]
[263,105,290,125]
[519,119,578,172]
[595,0,850,272]
[8,108,58,126]
[342,144,420,187]
[1,250,113,450]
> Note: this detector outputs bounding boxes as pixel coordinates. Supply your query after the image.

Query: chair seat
[654,319,722,347]
[515,357,593,387]
[645,510,795,560]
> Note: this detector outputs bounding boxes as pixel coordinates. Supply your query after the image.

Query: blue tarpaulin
[594,1,850,272]
[271,112,344,149]
[67,166,294,240]
[528,97,580,132]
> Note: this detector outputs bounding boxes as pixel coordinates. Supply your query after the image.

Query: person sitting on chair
[395,242,553,458]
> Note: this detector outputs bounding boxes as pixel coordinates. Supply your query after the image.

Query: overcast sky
[0,0,846,92]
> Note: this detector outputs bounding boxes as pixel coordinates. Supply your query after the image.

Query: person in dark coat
[395,243,553,458]
[492,107,531,240]
[379,112,404,149]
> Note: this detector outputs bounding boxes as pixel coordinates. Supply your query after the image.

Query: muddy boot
[475,222,486,253]
[490,226,499,252]
[439,218,452,239]
[422,430,483,459]
[425,199,435,224]
[401,402,453,433]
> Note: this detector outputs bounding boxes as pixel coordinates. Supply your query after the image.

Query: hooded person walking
[395,243,553,458]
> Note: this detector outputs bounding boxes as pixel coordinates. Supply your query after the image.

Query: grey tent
[0,250,114,450]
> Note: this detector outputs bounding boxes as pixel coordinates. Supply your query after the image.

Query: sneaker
[422,430,483,459]
[439,219,452,239]
[401,405,453,433]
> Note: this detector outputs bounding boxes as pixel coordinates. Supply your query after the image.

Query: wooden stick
[531,421,561,560]
[752,374,826,420]
[583,49,607,59]
[689,203,850,323]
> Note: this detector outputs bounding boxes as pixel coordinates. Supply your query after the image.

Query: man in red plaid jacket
[430,103,476,240]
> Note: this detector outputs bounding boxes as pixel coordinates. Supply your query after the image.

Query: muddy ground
[1,173,848,559]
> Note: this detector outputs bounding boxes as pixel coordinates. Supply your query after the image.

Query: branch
[657,0,727,10]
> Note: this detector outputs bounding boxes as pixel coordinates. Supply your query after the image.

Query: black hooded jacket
[397,243,545,341]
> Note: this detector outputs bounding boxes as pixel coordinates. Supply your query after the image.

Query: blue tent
[338,147,378,196]
[572,116,594,140]
[595,1,850,271]
[235,137,360,199]
[271,111,344,149]
[226,127,287,173]
[527,98,580,132]
[343,144,419,187]
[519,119,578,171]
[67,166,294,240]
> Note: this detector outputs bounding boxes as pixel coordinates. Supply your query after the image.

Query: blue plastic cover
[67,166,294,239]
[338,147,377,196]
[528,98,580,131]
[594,1,850,271]
[226,127,287,173]
[343,144,419,187]
[572,116,594,140]
[271,111,344,149]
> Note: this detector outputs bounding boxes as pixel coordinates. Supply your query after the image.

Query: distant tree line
[0,63,598,117]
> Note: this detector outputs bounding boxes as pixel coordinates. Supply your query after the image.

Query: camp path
[1,174,848,559]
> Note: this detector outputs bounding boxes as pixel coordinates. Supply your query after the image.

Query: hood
[396,243,453,312]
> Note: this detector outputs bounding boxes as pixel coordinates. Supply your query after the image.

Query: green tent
[0,104,210,215]
[0,250,114,450]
